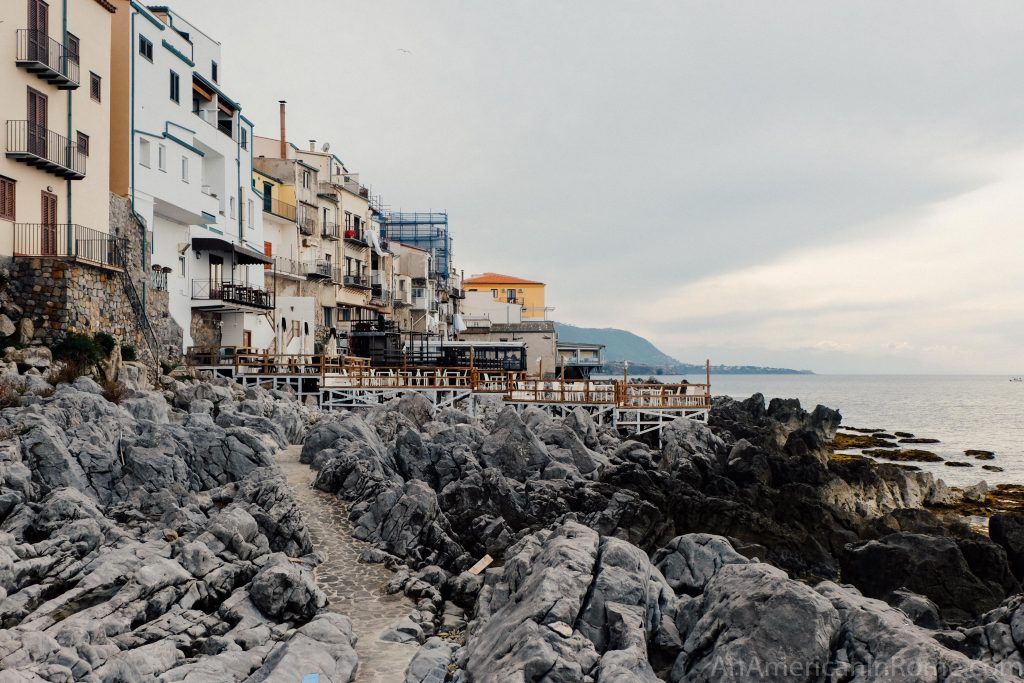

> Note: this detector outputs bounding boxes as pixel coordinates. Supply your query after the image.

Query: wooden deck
[186,348,712,439]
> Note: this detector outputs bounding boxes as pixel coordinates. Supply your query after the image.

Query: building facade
[110,2,270,352]
[1,0,117,261]
[463,272,551,320]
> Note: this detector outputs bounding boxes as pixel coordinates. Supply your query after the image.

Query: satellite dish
[322,142,330,153]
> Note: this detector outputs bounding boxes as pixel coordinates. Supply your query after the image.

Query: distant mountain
[555,322,813,375]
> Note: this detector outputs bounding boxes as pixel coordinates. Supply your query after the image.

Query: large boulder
[249,553,326,623]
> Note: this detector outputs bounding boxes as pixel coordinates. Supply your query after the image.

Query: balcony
[317,181,339,200]
[298,212,318,236]
[6,121,86,179]
[193,108,236,141]
[269,256,305,279]
[13,223,124,269]
[263,197,297,222]
[343,227,367,245]
[343,274,370,289]
[15,29,80,89]
[192,279,274,310]
[322,222,341,240]
[306,260,333,280]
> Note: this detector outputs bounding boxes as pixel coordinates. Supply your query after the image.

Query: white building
[111,3,270,352]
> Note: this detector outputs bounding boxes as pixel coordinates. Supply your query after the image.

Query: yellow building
[0,0,117,259]
[463,272,550,320]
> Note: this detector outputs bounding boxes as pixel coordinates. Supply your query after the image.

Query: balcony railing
[318,181,339,199]
[298,212,318,236]
[6,121,86,179]
[14,223,125,268]
[192,279,274,309]
[15,29,80,89]
[271,256,305,277]
[344,274,370,288]
[371,285,392,304]
[343,227,366,244]
[322,222,341,240]
[306,260,333,279]
[193,108,236,141]
[263,197,297,222]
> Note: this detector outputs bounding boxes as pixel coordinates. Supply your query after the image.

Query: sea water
[621,374,1024,488]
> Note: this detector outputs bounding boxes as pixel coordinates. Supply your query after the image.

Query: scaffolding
[384,212,451,287]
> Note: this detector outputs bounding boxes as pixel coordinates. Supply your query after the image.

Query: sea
[612,374,1024,488]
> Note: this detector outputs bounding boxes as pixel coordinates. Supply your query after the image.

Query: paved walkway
[277,445,417,682]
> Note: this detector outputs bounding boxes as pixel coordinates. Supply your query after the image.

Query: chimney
[278,100,287,159]
[309,139,316,152]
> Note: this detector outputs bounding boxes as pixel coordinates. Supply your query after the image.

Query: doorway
[27,87,48,159]
[40,190,57,255]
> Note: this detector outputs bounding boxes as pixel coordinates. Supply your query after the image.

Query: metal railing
[298,210,318,236]
[306,260,333,278]
[15,29,80,88]
[14,223,123,268]
[263,197,297,222]
[192,279,274,309]
[272,256,305,277]
[344,274,369,288]
[193,108,236,141]
[343,226,366,244]
[371,285,392,304]
[322,222,341,239]
[6,120,86,179]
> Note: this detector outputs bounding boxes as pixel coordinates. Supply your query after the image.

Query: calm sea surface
[610,374,1024,488]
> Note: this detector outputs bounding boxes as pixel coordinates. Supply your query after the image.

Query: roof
[463,272,544,286]
[94,0,117,12]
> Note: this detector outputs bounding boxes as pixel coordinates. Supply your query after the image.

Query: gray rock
[5,346,51,370]
[405,636,456,683]
[651,534,750,596]
[16,318,34,345]
[249,553,326,622]
[0,314,15,338]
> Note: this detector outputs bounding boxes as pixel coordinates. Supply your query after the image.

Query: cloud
[638,151,1024,372]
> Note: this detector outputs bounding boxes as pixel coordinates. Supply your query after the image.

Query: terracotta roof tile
[463,272,544,286]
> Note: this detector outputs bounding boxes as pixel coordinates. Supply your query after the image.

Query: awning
[192,237,273,265]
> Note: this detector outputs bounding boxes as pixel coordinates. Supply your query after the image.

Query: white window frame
[157,143,166,172]
[138,138,151,168]
[181,156,189,183]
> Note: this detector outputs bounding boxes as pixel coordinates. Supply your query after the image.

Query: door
[27,0,49,65]
[242,330,252,349]
[40,191,57,255]
[262,182,272,212]
[27,88,48,160]
[209,255,223,298]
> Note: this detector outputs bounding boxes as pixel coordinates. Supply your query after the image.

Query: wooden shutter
[0,177,15,221]
[263,241,272,270]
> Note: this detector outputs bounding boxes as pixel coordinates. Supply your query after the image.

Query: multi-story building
[110,2,270,351]
[254,111,396,352]
[463,272,552,320]
[1,0,117,262]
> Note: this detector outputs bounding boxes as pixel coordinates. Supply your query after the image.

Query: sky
[168,0,1024,374]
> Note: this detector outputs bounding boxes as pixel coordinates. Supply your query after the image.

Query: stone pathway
[277,445,417,682]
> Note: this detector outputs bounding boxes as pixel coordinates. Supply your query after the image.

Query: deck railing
[14,223,124,268]
[183,349,711,409]
[191,279,274,309]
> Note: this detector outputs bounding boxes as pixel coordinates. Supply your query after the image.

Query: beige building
[0,0,117,261]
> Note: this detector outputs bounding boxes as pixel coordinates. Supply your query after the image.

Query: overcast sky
[170,0,1024,374]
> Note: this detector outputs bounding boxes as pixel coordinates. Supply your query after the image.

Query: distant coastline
[602,360,814,376]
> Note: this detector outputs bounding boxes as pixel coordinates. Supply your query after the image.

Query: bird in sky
[397,48,412,54]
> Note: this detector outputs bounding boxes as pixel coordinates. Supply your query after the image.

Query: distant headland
[555,322,814,376]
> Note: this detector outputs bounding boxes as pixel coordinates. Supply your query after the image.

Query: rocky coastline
[3,356,1024,680]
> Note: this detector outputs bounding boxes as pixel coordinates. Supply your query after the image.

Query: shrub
[100,379,130,405]
[121,344,137,362]
[53,333,104,367]
[47,362,87,386]
[0,378,23,409]
[93,332,116,357]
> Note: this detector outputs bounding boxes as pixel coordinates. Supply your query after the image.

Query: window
[341,308,351,322]
[302,170,310,189]
[178,255,186,278]
[169,71,180,103]
[76,131,89,156]
[229,196,236,219]
[247,199,254,228]
[181,156,189,182]
[90,72,101,102]
[491,289,498,298]
[0,176,15,221]
[323,306,333,327]
[157,144,166,171]
[67,34,80,64]
[211,61,218,83]
[240,126,248,150]
[139,138,151,168]
[139,35,153,61]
